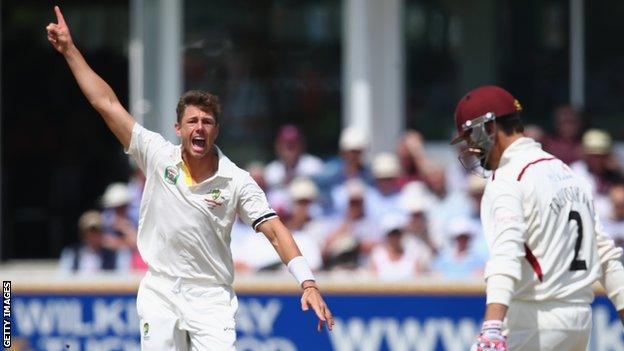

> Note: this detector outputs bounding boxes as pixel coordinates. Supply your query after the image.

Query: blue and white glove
[470,320,507,351]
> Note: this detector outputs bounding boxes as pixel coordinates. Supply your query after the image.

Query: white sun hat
[288,177,319,201]
[582,129,612,155]
[371,152,401,179]
[101,182,132,208]
[339,127,369,151]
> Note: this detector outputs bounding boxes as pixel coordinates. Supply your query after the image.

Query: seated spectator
[370,214,425,281]
[283,177,326,270]
[571,129,624,217]
[396,130,429,186]
[422,163,472,249]
[431,217,486,280]
[368,153,403,217]
[603,183,624,251]
[399,184,437,259]
[101,182,145,271]
[331,152,402,219]
[322,179,380,270]
[59,210,130,273]
[264,125,324,189]
[317,126,374,211]
[542,105,583,165]
[466,174,489,258]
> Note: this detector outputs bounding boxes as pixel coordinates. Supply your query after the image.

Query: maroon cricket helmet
[450,85,523,144]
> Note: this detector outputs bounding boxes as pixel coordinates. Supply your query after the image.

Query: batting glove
[470,320,507,351]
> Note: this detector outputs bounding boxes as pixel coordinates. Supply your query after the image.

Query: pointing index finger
[54,6,66,25]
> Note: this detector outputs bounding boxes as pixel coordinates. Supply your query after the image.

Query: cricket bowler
[47,6,333,350]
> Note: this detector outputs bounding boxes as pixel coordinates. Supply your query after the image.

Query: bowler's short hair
[176,90,222,123]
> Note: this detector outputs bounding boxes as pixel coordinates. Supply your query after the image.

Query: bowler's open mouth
[192,137,206,150]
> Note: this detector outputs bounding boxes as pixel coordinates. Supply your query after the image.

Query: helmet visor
[454,112,496,177]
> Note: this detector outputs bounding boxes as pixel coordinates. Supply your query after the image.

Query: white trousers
[505,300,592,351]
[136,270,238,351]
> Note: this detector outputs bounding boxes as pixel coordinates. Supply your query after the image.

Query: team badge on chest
[205,188,225,208]
[164,166,180,185]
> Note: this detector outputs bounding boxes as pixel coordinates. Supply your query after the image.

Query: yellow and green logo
[210,189,222,200]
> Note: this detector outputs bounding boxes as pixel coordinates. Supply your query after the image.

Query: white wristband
[287,256,315,286]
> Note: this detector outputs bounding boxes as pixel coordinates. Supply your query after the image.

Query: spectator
[422,163,472,248]
[283,177,325,270]
[368,153,403,217]
[603,183,624,250]
[317,126,373,211]
[398,192,435,266]
[466,174,489,258]
[100,182,145,271]
[396,130,429,186]
[322,179,380,270]
[331,152,402,219]
[264,124,323,189]
[542,105,583,165]
[466,174,486,220]
[59,210,130,273]
[370,214,425,281]
[431,217,485,280]
[571,129,624,217]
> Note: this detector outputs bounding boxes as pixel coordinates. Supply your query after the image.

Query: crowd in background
[60,104,624,282]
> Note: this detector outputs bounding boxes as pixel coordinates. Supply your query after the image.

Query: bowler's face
[175,105,219,159]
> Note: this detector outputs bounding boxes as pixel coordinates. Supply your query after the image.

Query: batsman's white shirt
[126,123,277,285]
[481,137,624,308]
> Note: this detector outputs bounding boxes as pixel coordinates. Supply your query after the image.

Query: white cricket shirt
[481,137,624,308]
[126,124,277,285]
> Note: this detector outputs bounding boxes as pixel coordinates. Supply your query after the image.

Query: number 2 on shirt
[568,210,587,271]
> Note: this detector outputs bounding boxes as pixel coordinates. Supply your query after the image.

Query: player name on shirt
[549,186,590,215]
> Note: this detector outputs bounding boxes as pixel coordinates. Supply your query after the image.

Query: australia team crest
[205,188,225,208]
[164,166,180,185]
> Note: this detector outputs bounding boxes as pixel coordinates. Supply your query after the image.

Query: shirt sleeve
[482,178,527,305]
[594,210,624,310]
[124,123,170,174]
[237,172,278,231]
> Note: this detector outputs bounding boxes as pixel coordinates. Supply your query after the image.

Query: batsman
[452,86,624,351]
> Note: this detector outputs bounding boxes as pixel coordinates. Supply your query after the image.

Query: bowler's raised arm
[46,6,135,149]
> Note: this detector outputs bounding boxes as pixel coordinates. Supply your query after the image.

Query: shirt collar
[498,137,540,168]
[174,144,236,180]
